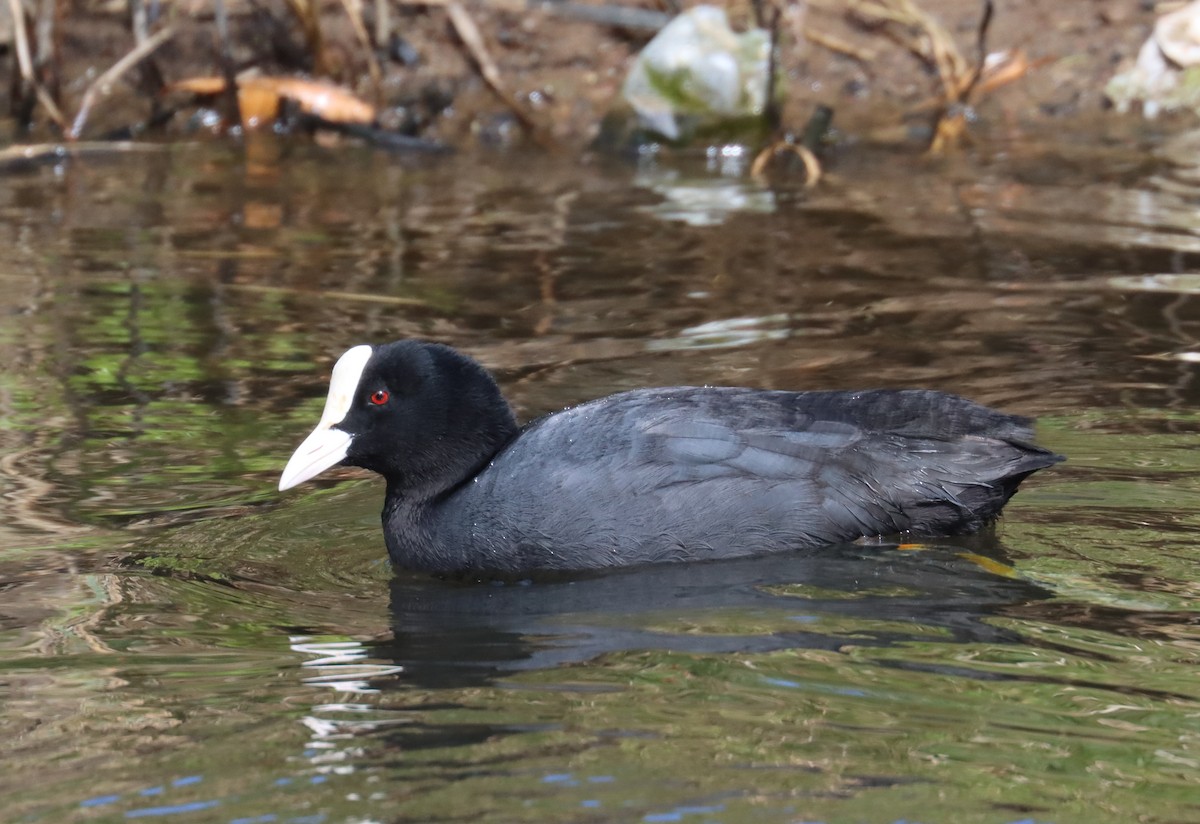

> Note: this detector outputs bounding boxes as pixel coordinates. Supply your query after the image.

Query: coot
[279,340,1062,574]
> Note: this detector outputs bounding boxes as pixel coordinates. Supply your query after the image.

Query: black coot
[280,340,1062,574]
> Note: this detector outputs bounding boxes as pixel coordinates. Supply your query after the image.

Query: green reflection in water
[0,145,1197,824]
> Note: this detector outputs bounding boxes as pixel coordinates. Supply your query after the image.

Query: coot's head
[279,340,518,494]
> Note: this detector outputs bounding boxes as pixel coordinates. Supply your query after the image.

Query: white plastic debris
[621,5,771,141]
[1107,0,1200,117]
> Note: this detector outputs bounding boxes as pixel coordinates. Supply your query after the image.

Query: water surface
[0,134,1197,823]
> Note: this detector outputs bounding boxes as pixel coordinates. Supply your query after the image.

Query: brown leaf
[249,77,376,124]
[166,75,377,130]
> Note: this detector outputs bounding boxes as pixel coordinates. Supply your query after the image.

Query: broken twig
[68,25,176,139]
[0,140,163,173]
[804,28,874,63]
[445,0,560,150]
[839,0,1002,152]
[929,0,993,152]
[750,140,822,187]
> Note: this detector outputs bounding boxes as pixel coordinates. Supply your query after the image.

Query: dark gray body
[382,387,1060,575]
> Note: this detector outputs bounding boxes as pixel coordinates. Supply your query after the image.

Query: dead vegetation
[0,0,1125,160]
[833,0,1041,151]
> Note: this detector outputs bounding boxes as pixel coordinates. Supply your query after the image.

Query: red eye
[369,390,389,406]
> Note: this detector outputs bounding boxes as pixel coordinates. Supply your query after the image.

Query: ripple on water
[0,144,1197,823]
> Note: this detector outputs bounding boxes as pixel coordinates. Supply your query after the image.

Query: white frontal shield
[279,345,373,491]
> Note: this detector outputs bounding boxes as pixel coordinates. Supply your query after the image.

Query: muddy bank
[0,1,1165,150]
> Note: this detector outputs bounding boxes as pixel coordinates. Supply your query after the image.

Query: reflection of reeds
[37,573,124,656]
[0,440,90,537]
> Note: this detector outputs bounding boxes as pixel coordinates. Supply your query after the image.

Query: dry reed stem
[445,0,560,150]
[849,0,972,97]
[804,28,875,63]
[67,25,176,139]
[374,0,389,47]
[6,0,67,127]
[337,0,384,100]
[834,0,999,151]
[283,0,331,75]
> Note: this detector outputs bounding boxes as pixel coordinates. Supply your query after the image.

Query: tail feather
[905,440,1062,535]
